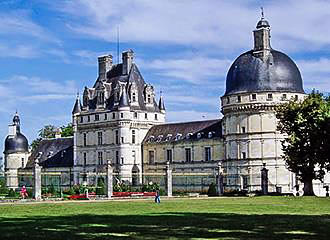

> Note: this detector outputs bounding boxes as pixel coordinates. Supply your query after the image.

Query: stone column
[33,153,42,200]
[217,162,224,196]
[106,160,113,199]
[166,161,172,197]
[261,163,268,195]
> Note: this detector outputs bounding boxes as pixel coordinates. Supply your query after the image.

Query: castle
[3,15,329,195]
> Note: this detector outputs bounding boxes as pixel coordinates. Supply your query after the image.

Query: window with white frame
[205,147,211,161]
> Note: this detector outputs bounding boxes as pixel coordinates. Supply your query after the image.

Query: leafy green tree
[30,123,73,151]
[276,93,330,196]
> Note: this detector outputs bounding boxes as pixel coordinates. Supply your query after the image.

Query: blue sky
[0,0,330,154]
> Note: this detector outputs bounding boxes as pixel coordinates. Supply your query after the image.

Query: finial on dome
[261,7,264,19]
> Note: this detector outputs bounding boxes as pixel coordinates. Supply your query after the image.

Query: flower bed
[113,192,156,197]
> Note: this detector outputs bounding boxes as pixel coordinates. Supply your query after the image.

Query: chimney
[55,128,62,139]
[98,55,113,80]
[122,49,134,75]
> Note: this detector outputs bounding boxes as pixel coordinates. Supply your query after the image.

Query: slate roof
[83,62,161,113]
[143,119,222,144]
[25,137,73,169]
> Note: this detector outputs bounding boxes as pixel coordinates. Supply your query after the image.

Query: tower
[221,14,306,193]
[3,112,29,189]
[72,50,165,184]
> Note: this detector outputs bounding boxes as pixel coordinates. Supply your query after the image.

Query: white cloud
[51,0,330,53]
[0,10,60,44]
[0,44,40,58]
[139,57,231,84]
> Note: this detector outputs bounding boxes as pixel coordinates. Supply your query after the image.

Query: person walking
[155,189,160,203]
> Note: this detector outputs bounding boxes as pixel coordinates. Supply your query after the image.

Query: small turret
[72,93,82,115]
[118,89,130,111]
[158,93,165,113]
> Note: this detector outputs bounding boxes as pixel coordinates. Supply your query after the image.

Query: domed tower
[220,13,306,193]
[4,112,30,189]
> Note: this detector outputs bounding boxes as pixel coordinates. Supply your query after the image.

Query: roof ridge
[154,119,220,126]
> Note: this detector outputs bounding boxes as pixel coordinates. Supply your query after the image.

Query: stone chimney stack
[122,50,134,75]
[98,55,113,80]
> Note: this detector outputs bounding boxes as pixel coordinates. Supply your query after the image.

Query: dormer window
[237,96,241,103]
[148,136,155,142]
[157,135,163,142]
[165,134,172,141]
[197,133,203,139]
[208,132,214,138]
[147,94,151,103]
[186,133,193,139]
[132,92,136,102]
[175,133,182,141]
[267,93,273,100]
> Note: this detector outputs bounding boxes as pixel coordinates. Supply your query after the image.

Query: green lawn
[0,196,329,239]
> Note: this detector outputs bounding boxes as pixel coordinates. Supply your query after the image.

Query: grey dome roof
[4,132,28,154]
[256,18,270,29]
[224,50,304,96]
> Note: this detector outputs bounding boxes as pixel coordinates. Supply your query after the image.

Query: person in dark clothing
[155,190,160,203]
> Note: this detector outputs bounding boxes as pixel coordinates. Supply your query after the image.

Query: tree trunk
[303,178,315,196]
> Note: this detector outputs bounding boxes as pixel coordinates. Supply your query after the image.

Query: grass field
[0,196,329,239]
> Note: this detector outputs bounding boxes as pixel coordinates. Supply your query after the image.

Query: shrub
[7,189,17,198]
[207,183,217,197]
[96,178,105,195]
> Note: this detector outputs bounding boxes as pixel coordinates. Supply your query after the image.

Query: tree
[276,93,330,196]
[30,123,74,151]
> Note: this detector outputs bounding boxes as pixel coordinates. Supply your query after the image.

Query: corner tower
[221,13,306,193]
[72,50,165,184]
[3,112,30,189]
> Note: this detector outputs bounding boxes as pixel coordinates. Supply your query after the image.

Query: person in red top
[20,185,28,199]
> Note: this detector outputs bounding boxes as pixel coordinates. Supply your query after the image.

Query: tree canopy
[276,93,330,195]
[30,123,73,151]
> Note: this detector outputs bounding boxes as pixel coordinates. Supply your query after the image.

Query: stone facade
[72,50,165,183]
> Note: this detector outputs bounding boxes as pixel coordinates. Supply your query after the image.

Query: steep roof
[143,119,222,144]
[25,137,73,169]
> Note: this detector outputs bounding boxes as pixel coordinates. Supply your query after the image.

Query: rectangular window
[83,133,87,146]
[148,150,155,164]
[83,152,87,166]
[95,114,99,121]
[80,116,83,123]
[112,112,115,119]
[116,151,119,164]
[295,95,298,101]
[134,112,138,119]
[120,113,123,118]
[115,130,119,144]
[242,152,246,159]
[155,114,158,120]
[267,93,273,100]
[237,96,241,103]
[145,113,148,119]
[243,176,248,189]
[121,137,124,143]
[87,116,90,122]
[252,94,257,100]
[205,147,211,161]
[132,130,136,144]
[185,148,191,162]
[282,94,287,100]
[132,93,136,102]
[226,97,230,104]
[21,158,24,168]
[97,132,103,145]
[241,126,246,133]
[166,149,172,163]
[121,157,124,164]
[132,150,136,164]
[98,152,103,165]
[104,113,107,120]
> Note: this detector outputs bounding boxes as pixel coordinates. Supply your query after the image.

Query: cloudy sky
[0,0,330,154]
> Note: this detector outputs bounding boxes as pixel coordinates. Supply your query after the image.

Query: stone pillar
[33,153,42,200]
[261,163,268,195]
[217,162,224,196]
[166,161,172,197]
[106,160,113,199]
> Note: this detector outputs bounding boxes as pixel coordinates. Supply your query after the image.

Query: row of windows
[227,93,299,104]
[83,130,137,146]
[148,147,212,164]
[80,112,159,123]
[82,150,136,166]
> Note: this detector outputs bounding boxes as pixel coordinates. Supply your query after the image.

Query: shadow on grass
[0,212,329,240]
